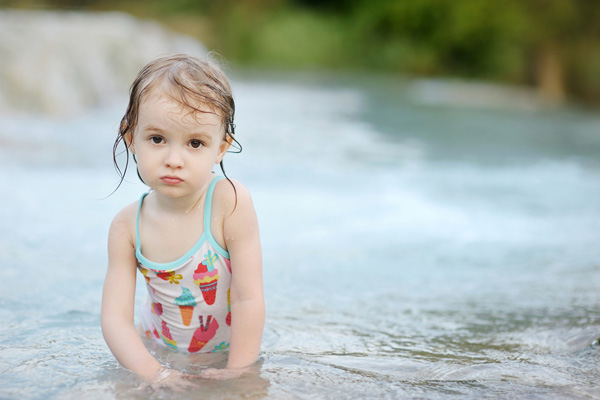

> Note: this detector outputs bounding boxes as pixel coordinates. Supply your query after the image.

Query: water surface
[1,71,599,399]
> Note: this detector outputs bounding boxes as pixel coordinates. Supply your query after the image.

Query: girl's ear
[121,119,136,154]
[124,132,135,155]
[215,135,232,164]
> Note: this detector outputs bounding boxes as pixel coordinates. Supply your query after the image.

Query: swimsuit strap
[203,175,223,233]
[135,192,149,251]
[203,175,229,258]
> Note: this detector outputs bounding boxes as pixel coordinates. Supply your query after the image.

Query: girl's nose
[164,146,184,169]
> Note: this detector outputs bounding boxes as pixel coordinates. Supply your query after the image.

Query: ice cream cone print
[174,286,196,326]
[179,306,193,326]
[226,289,231,326]
[199,280,218,305]
[188,315,219,353]
[160,320,177,350]
[193,252,219,305]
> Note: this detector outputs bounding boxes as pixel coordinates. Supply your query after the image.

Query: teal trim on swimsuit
[203,176,230,260]
[135,175,230,271]
[135,192,147,256]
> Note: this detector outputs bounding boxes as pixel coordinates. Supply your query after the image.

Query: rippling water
[1,71,600,399]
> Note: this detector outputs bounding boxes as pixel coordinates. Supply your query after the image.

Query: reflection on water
[1,11,600,400]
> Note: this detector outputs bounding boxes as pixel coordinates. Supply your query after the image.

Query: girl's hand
[144,367,198,391]
[199,367,244,380]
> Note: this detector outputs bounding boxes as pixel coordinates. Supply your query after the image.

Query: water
[2,17,600,400]
[0,9,206,116]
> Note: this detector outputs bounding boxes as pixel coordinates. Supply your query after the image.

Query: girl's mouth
[161,176,183,184]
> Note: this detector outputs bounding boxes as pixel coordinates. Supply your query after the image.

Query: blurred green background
[2,0,600,107]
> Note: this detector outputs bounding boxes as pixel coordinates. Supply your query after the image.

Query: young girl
[101,54,264,388]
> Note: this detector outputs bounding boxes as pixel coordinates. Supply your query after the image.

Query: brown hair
[112,53,240,190]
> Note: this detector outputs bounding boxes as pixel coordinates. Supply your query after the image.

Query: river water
[1,35,600,400]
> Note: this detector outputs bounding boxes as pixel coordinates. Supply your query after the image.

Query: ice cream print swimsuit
[136,176,232,353]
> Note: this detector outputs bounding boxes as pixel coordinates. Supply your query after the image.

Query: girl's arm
[101,206,196,389]
[222,181,265,370]
[101,206,163,380]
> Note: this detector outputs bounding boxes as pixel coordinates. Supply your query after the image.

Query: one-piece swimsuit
[137,175,232,353]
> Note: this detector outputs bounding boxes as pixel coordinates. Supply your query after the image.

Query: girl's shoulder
[113,199,139,223]
[212,178,255,218]
[109,200,139,244]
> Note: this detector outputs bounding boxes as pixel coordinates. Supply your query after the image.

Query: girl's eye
[150,136,163,144]
[190,140,203,149]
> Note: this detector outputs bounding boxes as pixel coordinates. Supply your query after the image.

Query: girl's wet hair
[112,53,241,196]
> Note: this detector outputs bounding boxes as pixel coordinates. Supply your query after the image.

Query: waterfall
[0,9,207,116]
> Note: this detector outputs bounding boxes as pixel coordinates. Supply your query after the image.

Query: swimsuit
[136,176,232,353]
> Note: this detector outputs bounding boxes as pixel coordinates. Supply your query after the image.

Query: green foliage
[208,0,599,104]
[254,11,347,68]
[202,0,536,80]
[205,1,349,69]
[350,0,526,78]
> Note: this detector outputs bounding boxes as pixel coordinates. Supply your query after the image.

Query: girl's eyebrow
[141,125,164,133]
[188,131,213,144]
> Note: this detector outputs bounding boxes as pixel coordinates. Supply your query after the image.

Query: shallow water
[1,71,600,399]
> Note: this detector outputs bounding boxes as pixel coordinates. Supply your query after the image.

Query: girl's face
[128,91,230,199]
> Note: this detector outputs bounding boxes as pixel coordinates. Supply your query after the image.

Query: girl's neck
[151,185,209,216]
